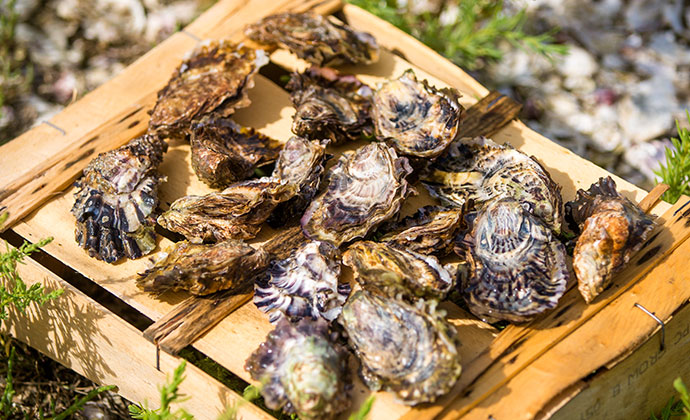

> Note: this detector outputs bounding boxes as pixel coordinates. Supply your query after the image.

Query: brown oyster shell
[72,134,167,263]
[378,205,464,256]
[136,239,269,296]
[148,40,267,138]
[565,176,656,303]
[372,69,463,158]
[301,143,412,247]
[190,116,282,188]
[245,12,379,66]
[287,66,373,144]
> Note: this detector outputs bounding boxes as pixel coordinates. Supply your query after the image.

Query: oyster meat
[339,290,462,405]
[245,12,379,66]
[148,40,267,138]
[137,239,269,295]
[254,241,349,323]
[72,134,167,263]
[372,69,463,158]
[423,136,563,234]
[343,241,454,300]
[287,66,373,144]
[457,198,569,323]
[301,143,412,246]
[245,318,351,420]
[190,116,282,188]
[378,205,464,256]
[566,177,656,303]
[157,178,296,243]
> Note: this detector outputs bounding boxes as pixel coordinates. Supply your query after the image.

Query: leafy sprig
[129,361,194,420]
[655,112,690,204]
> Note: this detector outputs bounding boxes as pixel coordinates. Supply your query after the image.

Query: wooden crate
[1,1,690,419]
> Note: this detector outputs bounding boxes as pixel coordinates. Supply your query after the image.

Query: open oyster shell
[301,143,412,246]
[566,177,656,303]
[190,116,282,188]
[245,12,379,66]
[457,198,569,323]
[148,40,267,138]
[245,318,351,420]
[254,240,349,323]
[372,69,463,158]
[343,241,454,300]
[423,136,563,234]
[136,239,269,296]
[378,205,464,256]
[339,290,462,405]
[72,134,167,263]
[287,66,373,144]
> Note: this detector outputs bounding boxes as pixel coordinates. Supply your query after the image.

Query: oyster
[254,241,349,323]
[566,177,655,303]
[301,143,412,246]
[267,136,330,227]
[339,290,462,405]
[372,69,463,158]
[190,116,282,188]
[245,12,379,66]
[245,318,351,420]
[457,198,569,323]
[157,178,296,243]
[378,205,464,256]
[72,134,167,263]
[423,136,563,234]
[287,66,373,144]
[136,239,269,295]
[343,241,454,300]
[148,40,267,138]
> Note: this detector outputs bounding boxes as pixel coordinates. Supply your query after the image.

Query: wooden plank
[1,249,272,420]
[458,91,522,139]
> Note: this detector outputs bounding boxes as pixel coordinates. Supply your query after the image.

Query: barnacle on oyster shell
[301,143,412,246]
[245,318,351,420]
[372,69,463,158]
[254,241,349,323]
[343,241,454,300]
[339,290,462,405]
[378,205,464,256]
[136,239,269,295]
[245,12,379,66]
[72,134,167,263]
[287,66,373,144]
[423,136,563,234]
[566,176,655,303]
[457,197,569,323]
[190,115,282,188]
[148,40,267,138]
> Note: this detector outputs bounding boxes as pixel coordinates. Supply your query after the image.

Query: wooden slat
[458,92,522,139]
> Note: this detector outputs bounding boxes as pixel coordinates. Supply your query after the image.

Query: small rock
[624,0,663,32]
[619,76,678,144]
[624,139,672,183]
[556,46,597,79]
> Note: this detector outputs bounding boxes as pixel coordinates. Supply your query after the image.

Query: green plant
[129,361,194,420]
[0,0,33,123]
[348,0,567,70]
[651,377,690,420]
[655,112,690,204]
[349,396,375,420]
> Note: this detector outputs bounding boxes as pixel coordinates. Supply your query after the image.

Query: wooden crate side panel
[1,251,272,420]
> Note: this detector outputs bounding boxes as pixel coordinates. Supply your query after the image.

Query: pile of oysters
[71,11,657,419]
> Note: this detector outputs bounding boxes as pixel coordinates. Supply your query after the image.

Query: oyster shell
[423,136,563,234]
[157,178,296,243]
[343,241,454,300]
[457,198,569,323]
[566,177,655,303]
[148,40,267,138]
[190,116,282,188]
[301,143,412,246]
[267,136,330,227]
[72,134,167,263]
[339,290,462,405]
[245,318,351,420]
[372,69,463,158]
[136,239,269,295]
[245,12,379,66]
[378,205,464,256]
[287,66,373,144]
[254,241,349,323]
